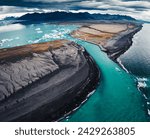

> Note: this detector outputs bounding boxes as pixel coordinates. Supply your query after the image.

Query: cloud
[24,0,75,2]
[0,0,150,21]
[73,0,150,11]
[0,24,25,33]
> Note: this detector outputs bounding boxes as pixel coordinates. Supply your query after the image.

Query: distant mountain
[4,16,17,20]
[0,16,17,26]
[17,11,136,22]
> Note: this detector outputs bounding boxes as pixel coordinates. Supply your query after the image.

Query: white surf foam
[148,109,150,116]
[137,81,147,88]
[35,28,41,31]
[117,58,129,73]
[115,67,121,72]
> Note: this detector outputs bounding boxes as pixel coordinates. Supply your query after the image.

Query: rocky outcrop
[0,40,100,121]
[104,24,142,60]
[71,22,142,60]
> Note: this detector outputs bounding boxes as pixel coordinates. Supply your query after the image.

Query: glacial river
[0,22,150,121]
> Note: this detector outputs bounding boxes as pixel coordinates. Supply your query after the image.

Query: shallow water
[65,40,149,122]
[0,22,149,121]
[0,23,78,48]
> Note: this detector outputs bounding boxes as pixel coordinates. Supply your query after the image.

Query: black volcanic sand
[0,40,100,122]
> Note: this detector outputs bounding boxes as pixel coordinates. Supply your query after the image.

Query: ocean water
[118,23,150,117]
[0,22,149,121]
[118,24,150,77]
[0,23,78,48]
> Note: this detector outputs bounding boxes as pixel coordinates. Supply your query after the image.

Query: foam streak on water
[119,23,150,119]
[117,58,129,73]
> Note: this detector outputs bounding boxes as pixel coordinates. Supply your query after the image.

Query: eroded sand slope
[0,40,99,121]
[71,23,142,60]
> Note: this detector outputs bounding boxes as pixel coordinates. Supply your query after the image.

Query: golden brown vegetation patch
[0,39,69,60]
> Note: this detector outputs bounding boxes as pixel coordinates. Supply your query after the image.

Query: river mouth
[0,22,150,122]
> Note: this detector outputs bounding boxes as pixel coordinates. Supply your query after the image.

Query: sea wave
[117,58,129,73]
[136,77,148,89]
[137,81,147,89]
[115,67,121,72]
[148,109,150,116]
[37,30,43,34]
[35,28,43,34]
[35,28,41,31]
[137,77,148,82]
[0,37,20,48]
[35,29,71,42]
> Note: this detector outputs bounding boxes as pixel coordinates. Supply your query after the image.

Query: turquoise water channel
[0,23,149,121]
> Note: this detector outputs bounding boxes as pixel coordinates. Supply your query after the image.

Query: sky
[0,0,150,21]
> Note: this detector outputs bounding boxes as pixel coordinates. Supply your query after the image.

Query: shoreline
[71,22,142,61]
